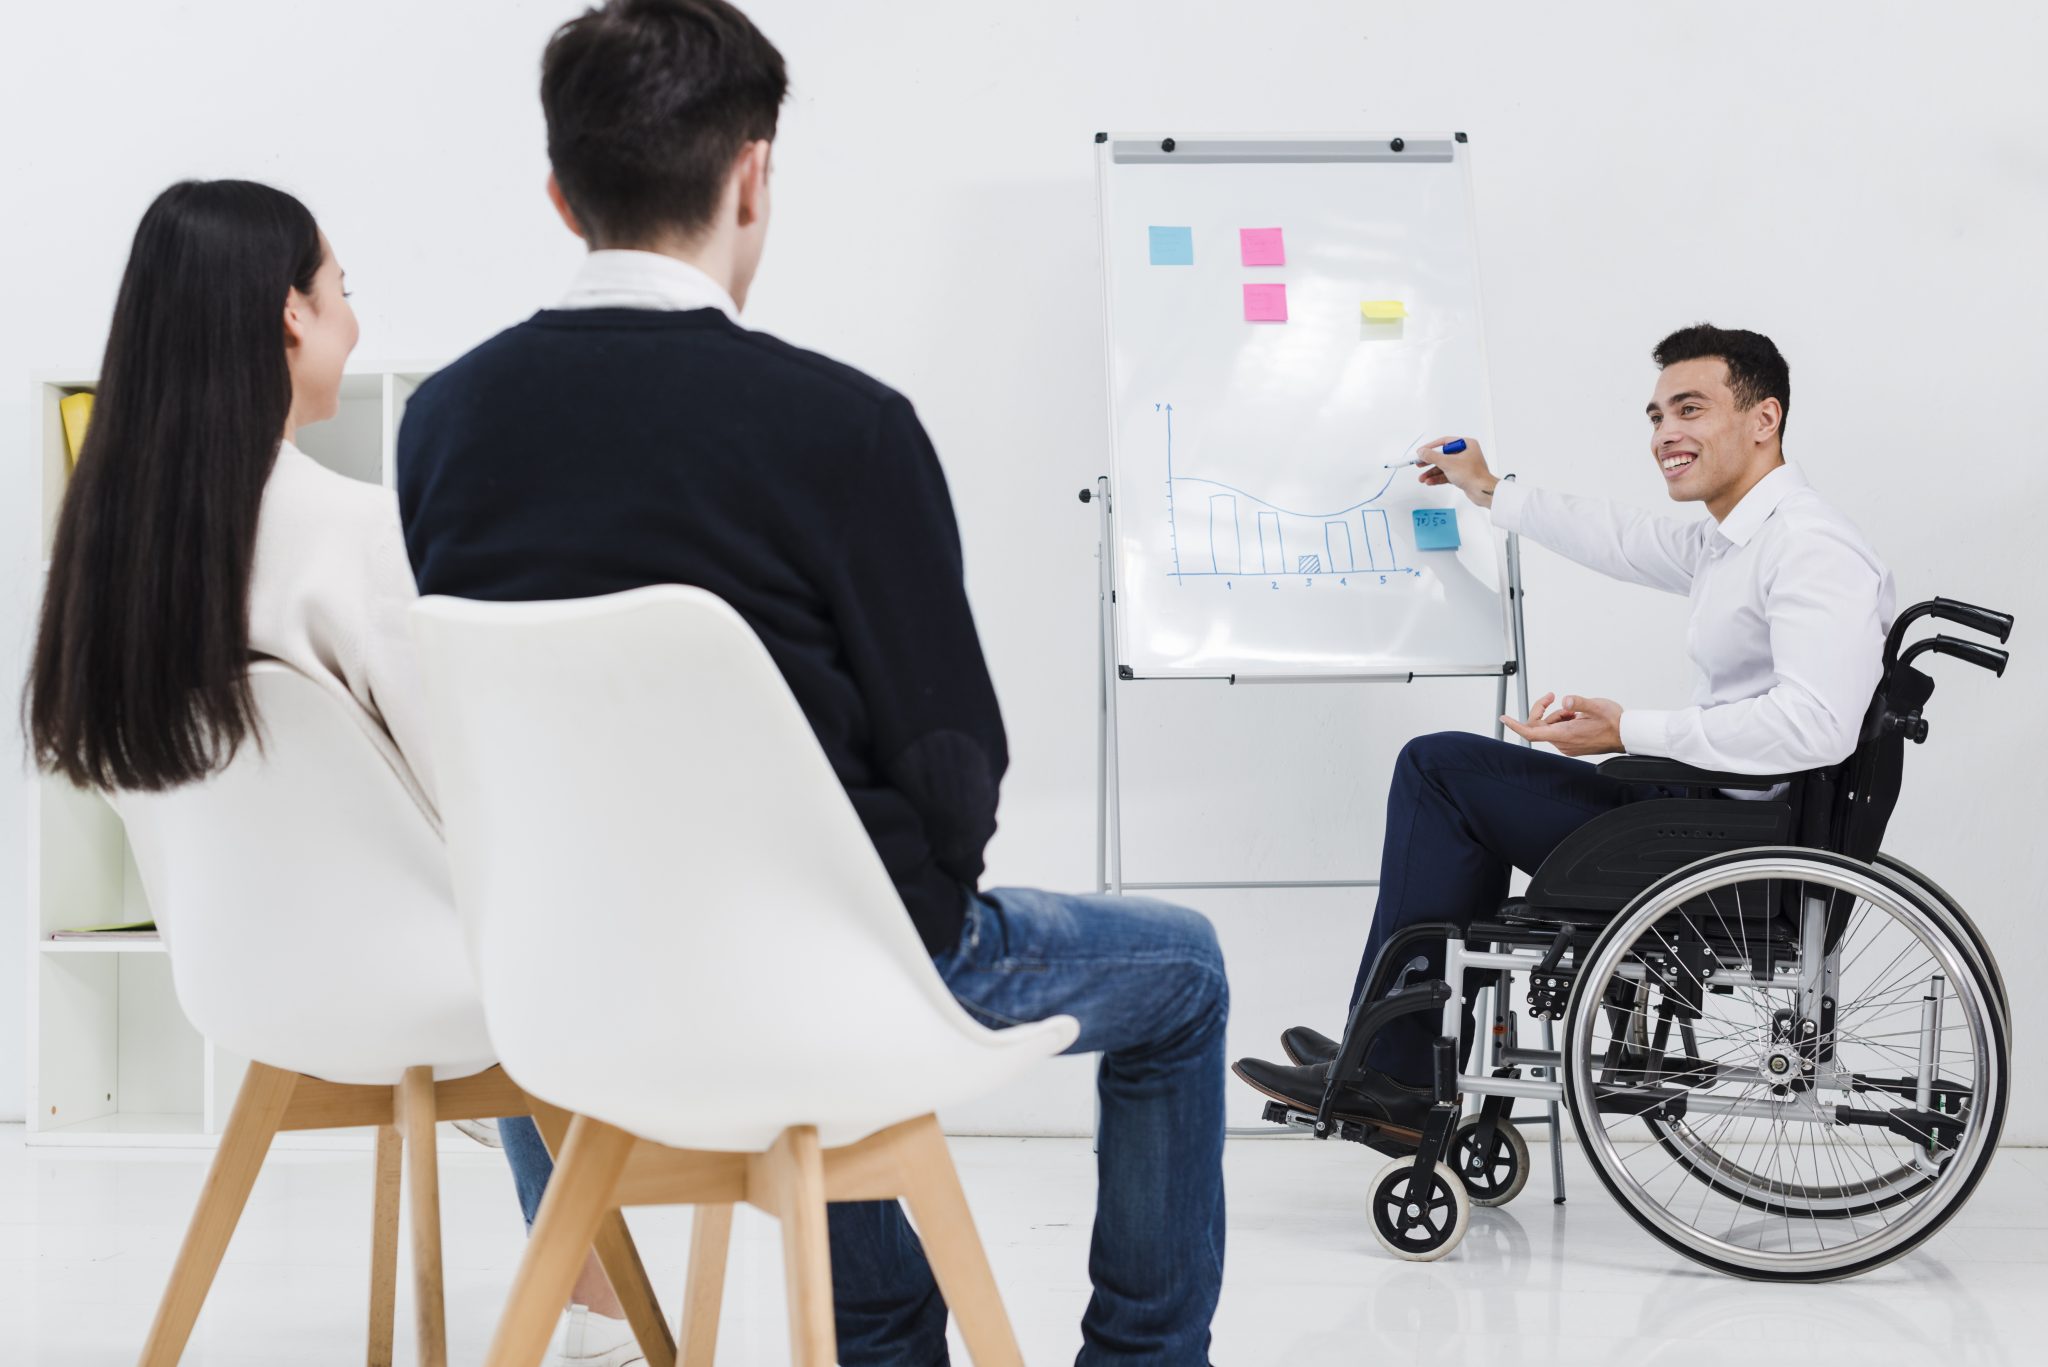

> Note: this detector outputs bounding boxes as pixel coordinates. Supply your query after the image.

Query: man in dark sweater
[396,3,1227,1363]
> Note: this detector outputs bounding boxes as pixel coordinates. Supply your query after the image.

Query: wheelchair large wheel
[1562,849,2006,1281]
[1639,853,2011,1222]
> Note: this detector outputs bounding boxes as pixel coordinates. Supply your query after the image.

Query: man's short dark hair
[541,0,788,248]
[1652,323,1791,440]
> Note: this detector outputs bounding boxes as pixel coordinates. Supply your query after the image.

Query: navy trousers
[1352,731,1676,1083]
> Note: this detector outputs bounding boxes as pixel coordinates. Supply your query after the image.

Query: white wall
[3,0,2044,1138]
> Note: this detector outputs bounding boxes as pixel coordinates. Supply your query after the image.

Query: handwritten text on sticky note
[1239,227,1285,266]
[1243,283,1288,322]
[1148,226,1194,266]
[1413,507,1460,550]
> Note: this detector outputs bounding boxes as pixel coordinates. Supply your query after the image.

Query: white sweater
[245,441,438,815]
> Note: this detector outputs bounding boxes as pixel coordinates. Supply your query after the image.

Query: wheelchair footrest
[1259,1100,1399,1147]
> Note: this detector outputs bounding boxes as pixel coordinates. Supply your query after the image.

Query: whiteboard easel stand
[1086,474,1566,1199]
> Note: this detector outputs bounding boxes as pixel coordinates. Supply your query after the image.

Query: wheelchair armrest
[1596,755,1798,792]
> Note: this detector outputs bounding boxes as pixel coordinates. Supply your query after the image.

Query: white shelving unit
[24,362,441,1148]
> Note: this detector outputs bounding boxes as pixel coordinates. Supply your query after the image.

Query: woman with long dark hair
[25,179,434,805]
[23,179,637,1364]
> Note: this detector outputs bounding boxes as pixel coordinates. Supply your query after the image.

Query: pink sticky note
[1240,227,1285,267]
[1243,283,1288,322]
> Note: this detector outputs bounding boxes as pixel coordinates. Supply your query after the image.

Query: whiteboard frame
[1092,131,1515,681]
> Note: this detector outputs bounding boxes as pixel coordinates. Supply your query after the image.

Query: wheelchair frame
[1260,594,2016,1278]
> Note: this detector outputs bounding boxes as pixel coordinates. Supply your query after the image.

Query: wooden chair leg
[680,1204,734,1367]
[484,1116,638,1367]
[398,1067,447,1367]
[367,1124,403,1367]
[894,1115,1023,1367]
[757,1127,836,1367]
[137,1063,298,1367]
[529,1100,676,1367]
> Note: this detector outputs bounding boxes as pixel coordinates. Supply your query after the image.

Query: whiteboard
[1095,133,1513,679]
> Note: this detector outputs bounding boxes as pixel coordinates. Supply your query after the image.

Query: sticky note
[1361,300,1407,321]
[1243,283,1288,322]
[1239,227,1285,266]
[1413,507,1460,550]
[1148,226,1194,266]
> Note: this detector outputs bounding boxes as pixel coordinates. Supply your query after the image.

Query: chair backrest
[410,586,1075,1151]
[113,663,495,1085]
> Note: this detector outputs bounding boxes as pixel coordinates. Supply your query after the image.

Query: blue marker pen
[1384,438,1466,468]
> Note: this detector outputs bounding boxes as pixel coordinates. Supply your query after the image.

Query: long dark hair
[26,180,324,791]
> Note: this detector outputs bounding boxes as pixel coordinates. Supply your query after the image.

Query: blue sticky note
[1148,226,1194,266]
[1413,507,1461,550]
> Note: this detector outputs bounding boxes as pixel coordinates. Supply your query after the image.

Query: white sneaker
[452,1118,503,1148]
[550,1305,644,1367]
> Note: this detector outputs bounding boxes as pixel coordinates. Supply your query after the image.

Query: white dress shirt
[554,248,742,319]
[1491,464,1895,778]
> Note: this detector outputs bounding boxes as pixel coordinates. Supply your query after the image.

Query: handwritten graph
[1157,403,1421,586]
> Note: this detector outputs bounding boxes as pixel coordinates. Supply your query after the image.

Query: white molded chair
[114,662,672,1367]
[410,585,1077,1367]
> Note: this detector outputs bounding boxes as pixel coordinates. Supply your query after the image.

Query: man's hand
[1416,435,1501,506]
[1501,692,1625,758]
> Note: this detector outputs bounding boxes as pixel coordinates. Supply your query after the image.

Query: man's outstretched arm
[1419,436,1704,595]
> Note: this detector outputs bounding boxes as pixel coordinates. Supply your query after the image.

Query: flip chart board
[1095,133,1512,678]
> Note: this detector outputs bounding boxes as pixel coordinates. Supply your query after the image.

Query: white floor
[2,1127,2042,1366]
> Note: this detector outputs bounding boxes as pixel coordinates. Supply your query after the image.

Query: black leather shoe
[1232,1056,1432,1156]
[1280,1026,1340,1067]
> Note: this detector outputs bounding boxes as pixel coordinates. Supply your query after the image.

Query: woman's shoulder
[257,443,410,592]
[265,442,409,553]
[268,442,400,522]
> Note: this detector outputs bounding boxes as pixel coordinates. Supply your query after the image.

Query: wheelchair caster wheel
[1369,1158,1469,1262]
[1453,1114,1530,1208]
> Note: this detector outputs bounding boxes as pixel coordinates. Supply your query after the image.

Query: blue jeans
[500,1112,551,1229]
[498,885,1228,1366]
[1354,731,1676,1082]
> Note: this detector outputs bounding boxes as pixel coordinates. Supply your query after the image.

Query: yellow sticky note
[59,392,95,468]
[1361,300,1406,322]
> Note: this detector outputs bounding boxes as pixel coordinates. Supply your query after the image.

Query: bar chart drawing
[1159,404,1418,582]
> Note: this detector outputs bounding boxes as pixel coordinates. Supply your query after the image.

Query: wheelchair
[1259,597,2015,1281]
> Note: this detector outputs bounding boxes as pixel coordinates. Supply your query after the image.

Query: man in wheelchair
[1233,328,2011,1276]
[1232,323,2013,1275]
[1234,324,1897,1147]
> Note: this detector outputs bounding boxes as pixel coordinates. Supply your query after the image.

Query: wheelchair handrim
[1640,1111,1934,1217]
[1564,853,2004,1278]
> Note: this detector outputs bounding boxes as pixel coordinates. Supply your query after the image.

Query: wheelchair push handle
[1930,596,2014,644]
[1884,596,2015,668]
[1901,634,2009,677]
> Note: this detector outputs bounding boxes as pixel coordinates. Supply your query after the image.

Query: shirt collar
[554,249,742,323]
[1714,462,1806,547]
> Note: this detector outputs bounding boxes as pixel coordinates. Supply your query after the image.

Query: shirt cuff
[1487,477,1526,531]
[1619,707,1675,758]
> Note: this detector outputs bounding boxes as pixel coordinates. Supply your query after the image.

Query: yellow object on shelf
[59,391,94,468]
[1360,300,1407,322]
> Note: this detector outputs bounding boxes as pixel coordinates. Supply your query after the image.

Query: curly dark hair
[1652,323,1790,440]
